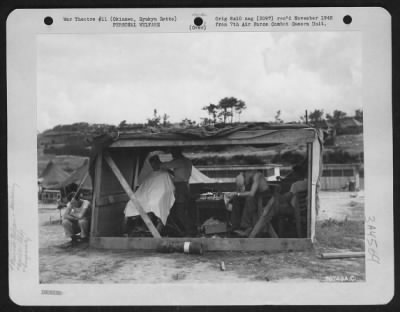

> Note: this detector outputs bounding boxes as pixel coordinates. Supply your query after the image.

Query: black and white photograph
[7,8,393,305]
[36,30,366,283]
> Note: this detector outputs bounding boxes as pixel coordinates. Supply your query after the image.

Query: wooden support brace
[103,152,161,238]
[75,171,89,197]
[266,221,278,238]
[249,197,276,238]
[320,252,365,259]
[91,152,102,237]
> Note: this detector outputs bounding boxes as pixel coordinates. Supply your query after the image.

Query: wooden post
[90,153,102,237]
[306,143,313,238]
[103,152,161,238]
[133,156,140,190]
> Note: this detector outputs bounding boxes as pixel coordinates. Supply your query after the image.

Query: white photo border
[7,7,393,305]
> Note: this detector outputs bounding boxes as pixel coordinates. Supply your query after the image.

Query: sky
[37,31,361,132]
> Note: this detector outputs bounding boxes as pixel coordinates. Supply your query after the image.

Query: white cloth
[124,171,175,225]
[138,152,215,185]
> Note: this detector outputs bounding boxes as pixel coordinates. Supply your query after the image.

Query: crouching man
[62,192,91,244]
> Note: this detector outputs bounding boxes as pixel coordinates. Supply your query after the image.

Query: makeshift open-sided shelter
[89,124,322,252]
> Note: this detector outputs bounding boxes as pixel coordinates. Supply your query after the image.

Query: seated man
[124,155,175,234]
[228,172,246,230]
[231,170,270,236]
[272,165,308,237]
[62,192,91,244]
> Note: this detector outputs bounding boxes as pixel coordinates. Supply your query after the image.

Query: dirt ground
[39,191,365,284]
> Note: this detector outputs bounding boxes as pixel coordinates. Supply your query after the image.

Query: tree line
[43,102,363,135]
[304,108,363,125]
[202,97,246,125]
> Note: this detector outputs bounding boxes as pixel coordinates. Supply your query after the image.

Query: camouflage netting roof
[93,123,312,142]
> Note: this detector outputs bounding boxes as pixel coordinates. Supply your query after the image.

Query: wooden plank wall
[96,202,126,237]
[95,149,139,237]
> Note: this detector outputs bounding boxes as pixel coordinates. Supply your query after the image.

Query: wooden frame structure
[89,127,322,252]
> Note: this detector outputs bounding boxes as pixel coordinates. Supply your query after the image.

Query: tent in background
[60,159,92,192]
[39,160,70,189]
[190,166,215,184]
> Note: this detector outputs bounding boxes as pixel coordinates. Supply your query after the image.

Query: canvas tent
[89,124,322,252]
[39,160,70,189]
[60,159,92,191]
[190,166,215,184]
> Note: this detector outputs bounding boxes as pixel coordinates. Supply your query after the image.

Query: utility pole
[305,110,308,124]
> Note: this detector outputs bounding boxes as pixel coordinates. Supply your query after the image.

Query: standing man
[62,192,91,244]
[229,172,246,230]
[274,165,308,237]
[232,170,270,236]
[160,147,196,236]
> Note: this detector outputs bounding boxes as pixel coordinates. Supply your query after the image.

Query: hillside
[331,134,364,155]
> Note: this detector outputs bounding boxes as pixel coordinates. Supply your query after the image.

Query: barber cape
[124,171,175,225]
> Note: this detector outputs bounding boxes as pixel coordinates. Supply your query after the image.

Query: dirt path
[40,239,365,284]
[39,191,365,284]
[318,191,364,221]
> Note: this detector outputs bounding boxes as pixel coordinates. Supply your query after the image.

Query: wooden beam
[109,130,316,148]
[307,143,313,238]
[249,197,276,238]
[320,252,365,259]
[90,153,102,237]
[91,237,313,252]
[133,156,140,190]
[103,152,161,238]
[75,171,89,195]
[97,193,129,207]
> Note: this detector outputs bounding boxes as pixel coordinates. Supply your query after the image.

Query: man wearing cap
[62,192,91,244]
[160,147,196,236]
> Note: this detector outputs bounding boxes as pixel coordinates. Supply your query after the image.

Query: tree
[218,97,246,124]
[180,118,197,127]
[118,120,127,128]
[162,113,170,127]
[234,100,247,122]
[146,109,161,127]
[202,104,219,124]
[274,110,283,123]
[355,109,363,122]
[218,97,236,124]
[308,109,324,125]
[326,110,347,122]
[200,117,213,126]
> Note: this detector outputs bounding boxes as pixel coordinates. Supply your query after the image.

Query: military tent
[39,160,70,189]
[60,159,92,191]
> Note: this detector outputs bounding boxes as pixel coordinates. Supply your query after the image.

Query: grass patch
[315,219,365,250]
